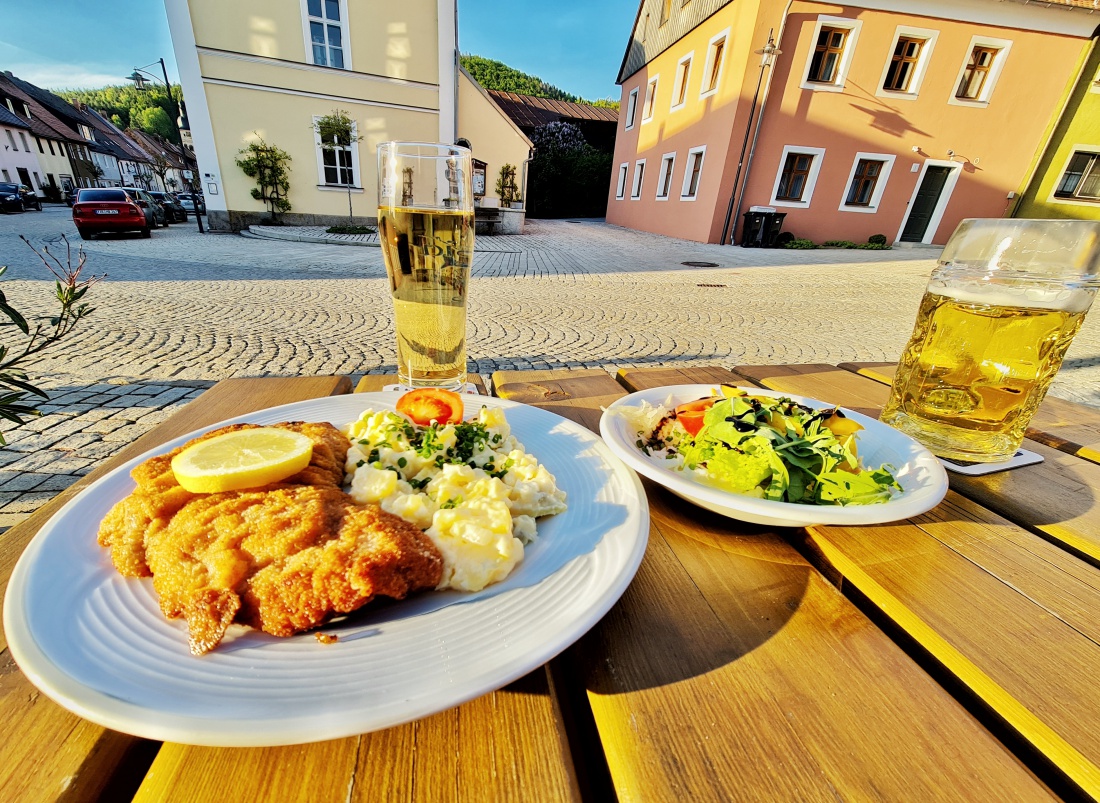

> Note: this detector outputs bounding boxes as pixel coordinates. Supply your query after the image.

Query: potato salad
[343,405,567,592]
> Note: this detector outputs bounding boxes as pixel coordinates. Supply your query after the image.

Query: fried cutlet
[97,421,443,655]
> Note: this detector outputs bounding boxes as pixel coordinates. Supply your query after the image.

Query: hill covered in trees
[460,55,616,108]
[55,84,182,144]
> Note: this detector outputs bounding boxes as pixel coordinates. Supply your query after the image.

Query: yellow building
[1014,38,1100,220]
[165,0,530,230]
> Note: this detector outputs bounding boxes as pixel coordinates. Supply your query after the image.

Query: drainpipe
[520,149,534,209]
[723,0,793,244]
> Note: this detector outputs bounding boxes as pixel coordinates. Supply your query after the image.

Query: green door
[900,166,951,242]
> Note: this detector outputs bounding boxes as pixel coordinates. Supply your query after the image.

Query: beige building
[165,0,530,230]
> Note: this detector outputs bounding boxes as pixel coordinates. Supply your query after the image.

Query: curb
[244,226,380,247]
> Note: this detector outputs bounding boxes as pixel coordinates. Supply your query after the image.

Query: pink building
[607,0,1098,245]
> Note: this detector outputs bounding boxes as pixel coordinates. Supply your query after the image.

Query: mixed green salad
[622,387,900,506]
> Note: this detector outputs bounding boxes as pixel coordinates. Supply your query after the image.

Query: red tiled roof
[487,90,619,129]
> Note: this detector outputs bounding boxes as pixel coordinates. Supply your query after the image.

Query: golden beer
[881,286,1088,461]
[378,205,474,390]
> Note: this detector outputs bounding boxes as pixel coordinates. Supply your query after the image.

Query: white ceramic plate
[600,384,947,528]
[3,393,648,747]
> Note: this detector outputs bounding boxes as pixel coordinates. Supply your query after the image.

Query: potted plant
[495,164,521,208]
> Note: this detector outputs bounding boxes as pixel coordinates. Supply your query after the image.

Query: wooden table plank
[139,373,579,803]
[0,376,351,803]
[496,366,1053,801]
[839,361,1100,466]
[735,364,1100,567]
[725,365,1100,796]
[354,374,489,394]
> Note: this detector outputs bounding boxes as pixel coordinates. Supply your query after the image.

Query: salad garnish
[623,386,900,506]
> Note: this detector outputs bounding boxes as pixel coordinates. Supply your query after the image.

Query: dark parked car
[72,188,153,239]
[176,192,206,214]
[150,191,187,223]
[0,182,41,212]
[119,187,168,227]
[65,187,80,207]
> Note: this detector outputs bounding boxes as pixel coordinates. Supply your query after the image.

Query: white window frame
[875,26,939,101]
[680,145,706,200]
[312,115,362,191]
[799,16,863,93]
[948,35,1012,108]
[630,159,646,200]
[769,145,826,208]
[699,28,730,100]
[642,76,659,123]
[4,130,16,150]
[1047,145,1100,206]
[18,131,30,152]
[656,152,676,200]
[615,162,629,200]
[838,152,896,213]
[300,0,352,70]
[670,52,694,112]
[625,87,639,131]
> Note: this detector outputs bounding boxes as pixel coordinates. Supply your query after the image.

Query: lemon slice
[171,427,314,493]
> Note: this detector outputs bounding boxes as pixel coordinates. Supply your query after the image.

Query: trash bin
[741,208,787,247]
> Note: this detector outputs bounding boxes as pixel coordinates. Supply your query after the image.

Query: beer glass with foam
[881,219,1100,462]
[377,142,474,391]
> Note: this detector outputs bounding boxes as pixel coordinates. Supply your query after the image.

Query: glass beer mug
[880,219,1100,462]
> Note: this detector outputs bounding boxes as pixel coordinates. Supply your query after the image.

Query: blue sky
[0,0,637,101]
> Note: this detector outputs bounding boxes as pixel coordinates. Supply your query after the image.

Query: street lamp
[721,32,782,244]
[126,58,204,233]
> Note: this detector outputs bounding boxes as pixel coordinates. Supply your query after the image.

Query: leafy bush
[775,231,795,246]
[326,225,375,235]
[782,238,818,249]
[822,240,857,248]
[236,136,292,221]
[527,122,611,218]
[854,242,892,250]
[868,233,888,245]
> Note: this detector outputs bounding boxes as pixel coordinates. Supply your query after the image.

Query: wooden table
[3,365,1100,801]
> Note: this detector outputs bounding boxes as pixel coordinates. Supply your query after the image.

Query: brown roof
[487,91,619,130]
[0,73,83,143]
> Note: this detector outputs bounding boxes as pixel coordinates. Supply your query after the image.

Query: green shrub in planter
[822,240,857,248]
[868,233,888,245]
[854,242,892,250]
[783,238,818,249]
[326,225,375,235]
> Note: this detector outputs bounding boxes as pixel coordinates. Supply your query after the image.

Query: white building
[0,106,45,195]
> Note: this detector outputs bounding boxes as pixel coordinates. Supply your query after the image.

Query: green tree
[57,84,183,145]
[136,107,175,141]
[312,110,363,225]
[236,137,292,222]
[526,122,611,219]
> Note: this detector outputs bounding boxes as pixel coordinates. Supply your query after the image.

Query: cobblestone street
[2,205,1099,528]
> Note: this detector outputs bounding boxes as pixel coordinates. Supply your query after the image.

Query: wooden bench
[475,206,500,235]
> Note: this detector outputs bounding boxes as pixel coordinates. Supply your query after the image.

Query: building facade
[607,0,1098,245]
[165,0,529,230]
[0,107,41,191]
[0,73,83,197]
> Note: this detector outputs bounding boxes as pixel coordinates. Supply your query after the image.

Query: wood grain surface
[496,366,1052,801]
[0,376,351,803]
[838,361,1100,466]
[727,364,1100,796]
[138,372,579,803]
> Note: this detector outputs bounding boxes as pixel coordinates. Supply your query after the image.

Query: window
[5,130,15,150]
[876,27,938,99]
[313,116,359,187]
[303,0,348,69]
[35,136,43,153]
[642,13,649,43]
[701,31,728,97]
[656,153,676,200]
[671,54,692,110]
[769,145,826,208]
[18,131,29,151]
[884,38,923,92]
[659,0,672,26]
[1054,151,1100,202]
[0,170,9,182]
[625,88,639,130]
[800,18,861,92]
[949,36,1011,107]
[840,152,896,213]
[48,139,55,155]
[615,163,629,199]
[642,76,659,122]
[59,142,66,157]
[681,146,705,200]
[630,159,646,200]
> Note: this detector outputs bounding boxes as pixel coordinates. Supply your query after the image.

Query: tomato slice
[674,398,715,438]
[395,388,464,426]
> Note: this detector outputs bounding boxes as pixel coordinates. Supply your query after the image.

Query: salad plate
[600,384,947,528]
[3,393,648,747]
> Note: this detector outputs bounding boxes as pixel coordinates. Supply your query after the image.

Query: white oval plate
[3,393,648,747]
[600,384,947,528]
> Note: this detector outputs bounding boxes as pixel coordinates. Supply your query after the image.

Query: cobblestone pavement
[1,204,1098,529]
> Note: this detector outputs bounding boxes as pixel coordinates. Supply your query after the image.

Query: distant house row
[0,70,197,200]
[607,0,1100,245]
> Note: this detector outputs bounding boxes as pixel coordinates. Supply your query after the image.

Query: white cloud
[6,64,128,90]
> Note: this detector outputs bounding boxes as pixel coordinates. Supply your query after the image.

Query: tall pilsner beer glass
[881,219,1100,462]
[377,142,474,390]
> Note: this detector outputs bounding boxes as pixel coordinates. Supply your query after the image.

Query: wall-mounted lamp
[911,145,921,153]
[947,149,956,159]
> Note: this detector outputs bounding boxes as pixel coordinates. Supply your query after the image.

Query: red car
[72,188,153,239]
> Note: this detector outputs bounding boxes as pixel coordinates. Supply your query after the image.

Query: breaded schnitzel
[97,422,443,655]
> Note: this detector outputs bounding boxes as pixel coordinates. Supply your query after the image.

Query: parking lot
[0,203,1098,527]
